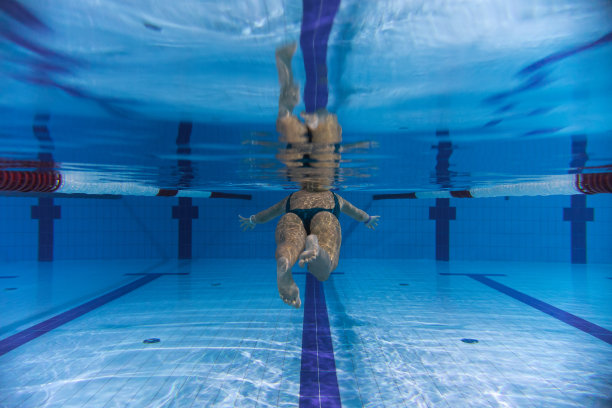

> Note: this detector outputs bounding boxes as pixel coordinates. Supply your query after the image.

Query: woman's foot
[299,235,320,267]
[277,257,301,308]
[299,235,332,281]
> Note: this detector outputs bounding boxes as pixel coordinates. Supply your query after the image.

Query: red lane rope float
[0,159,55,169]
[0,170,62,193]
[576,173,612,194]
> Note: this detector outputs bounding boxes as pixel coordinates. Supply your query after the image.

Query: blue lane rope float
[461,338,479,344]
[143,338,160,344]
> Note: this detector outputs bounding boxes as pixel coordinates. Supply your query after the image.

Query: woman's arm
[239,197,288,230]
[338,195,368,222]
[338,195,380,229]
[252,198,287,224]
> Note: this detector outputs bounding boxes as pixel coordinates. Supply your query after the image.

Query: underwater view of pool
[1,0,611,407]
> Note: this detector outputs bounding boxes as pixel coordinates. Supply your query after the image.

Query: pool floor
[0,258,611,407]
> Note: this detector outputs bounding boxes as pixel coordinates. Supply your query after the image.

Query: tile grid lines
[412,328,498,408]
[0,264,170,407]
[469,274,612,345]
[229,297,265,406]
[227,296,269,407]
[353,269,453,408]
[100,329,178,408]
[0,344,52,406]
[495,334,574,406]
[340,279,390,408]
[358,317,412,407]
[249,301,283,406]
[7,327,129,408]
[329,284,366,407]
[184,299,240,408]
[443,334,538,408]
[162,316,225,408]
[75,276,196,407]
[397,331,445,406]
[387,329,447,408]
[275,309,300,407]
[233,311,265,407]
[339,324,367,407]
[160,298,228,408]
[112,276,228,406]
[440,273,602,405]
[493,325,580,406]
[78,322,189,408]
[71,329,150,408]
[207,294,258,406]
[18,303,150,408]
[142,303,209,407]
[0,273,162,358]
[358,311,437,407]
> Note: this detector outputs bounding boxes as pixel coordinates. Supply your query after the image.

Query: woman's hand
[365,215,380,230]
[238,215,256,231]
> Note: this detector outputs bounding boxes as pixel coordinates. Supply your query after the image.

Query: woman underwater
[239,41,380,308]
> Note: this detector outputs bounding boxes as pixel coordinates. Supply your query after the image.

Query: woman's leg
[275,43,300,117]
[275,43,308,143]
[298,211,341,281]
[276,212,307,308]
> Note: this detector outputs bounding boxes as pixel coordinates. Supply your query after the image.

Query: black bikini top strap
[285,193,293,213]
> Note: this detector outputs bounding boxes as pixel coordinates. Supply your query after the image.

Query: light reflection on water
[0,0,611,194]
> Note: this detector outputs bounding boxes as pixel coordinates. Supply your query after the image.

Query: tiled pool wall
[1,117,611,263]
[1,192,610,263]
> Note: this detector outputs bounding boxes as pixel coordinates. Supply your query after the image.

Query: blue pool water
[1,0,612,407]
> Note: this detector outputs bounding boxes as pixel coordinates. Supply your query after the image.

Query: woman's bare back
[287,189,336,210]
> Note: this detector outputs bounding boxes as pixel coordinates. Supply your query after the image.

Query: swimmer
[239,42,380,308]
[239,185,379,308]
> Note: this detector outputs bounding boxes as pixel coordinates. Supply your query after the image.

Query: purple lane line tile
[300,371,320,397]
[301,332,317,350]
[0,274,162,357]
[317,335,333,352]
[299,273,341,407]
[319,371,341,398]
[320,396,342,406]
[469,274,612,345]
[299,396,321,408]
[301,352,319,372]
[318,352,337,372]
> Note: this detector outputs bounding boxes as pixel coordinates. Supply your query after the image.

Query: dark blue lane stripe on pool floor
[441,273,612,345]
[0,274,163,357]
[300,273,341,407]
